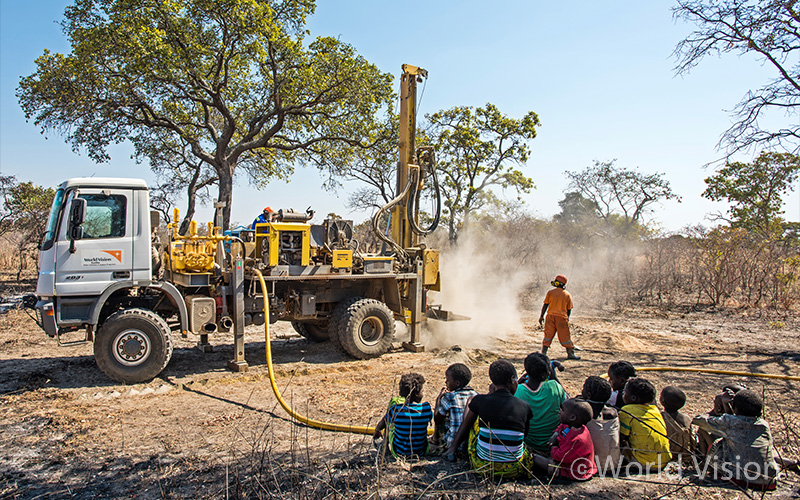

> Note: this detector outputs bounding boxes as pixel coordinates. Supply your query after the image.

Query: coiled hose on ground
[253,269,800,435]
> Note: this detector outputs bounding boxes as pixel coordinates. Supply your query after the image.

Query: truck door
[54,188,135,296]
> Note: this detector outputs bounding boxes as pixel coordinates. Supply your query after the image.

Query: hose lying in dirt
[634,366,800,382]
[254,268,376,435]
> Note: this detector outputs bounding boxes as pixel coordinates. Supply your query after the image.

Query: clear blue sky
[1,1,796,230]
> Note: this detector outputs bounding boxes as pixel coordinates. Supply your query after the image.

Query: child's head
[608,361,637,391]
[559,398,593,428]
[445,363,472,391]
[622,377,656,405]
[582,376,613,419]
[488,359,518,389]
[523,352,551,384]
[399,373,425,402]
[660,386,687,412]
[732,389,763,418]
[723,383,746,395]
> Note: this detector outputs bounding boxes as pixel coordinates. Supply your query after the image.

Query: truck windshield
[40,188,65,251]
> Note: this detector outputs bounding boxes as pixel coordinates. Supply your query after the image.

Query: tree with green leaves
[702,151,800,236]
[0,178,56,280]
[18,0,393,229]
[427,103,539,242]
[673,0,800,154]
[565,160,680,233]
[554,191,600,224]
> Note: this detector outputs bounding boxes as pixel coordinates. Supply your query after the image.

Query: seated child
[533,398,598,480]
[696,383,745,455]
[581,376,621,471]
[373,373,433,457]
[514,352,568,454]
[607,361,636,409]
[619,377,672,470]
[660,386,694,463]
[432,363,478,452]
[443,360,533,479]
[692,389,780,489]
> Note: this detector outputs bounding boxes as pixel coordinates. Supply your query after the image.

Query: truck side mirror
[68,198,86,253]
[70,198,86,228]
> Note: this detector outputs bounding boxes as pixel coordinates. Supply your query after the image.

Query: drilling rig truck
[26,65,458,384]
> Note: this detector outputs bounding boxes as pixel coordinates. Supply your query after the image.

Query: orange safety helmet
[263,206,274,213]
[552,274,568,287]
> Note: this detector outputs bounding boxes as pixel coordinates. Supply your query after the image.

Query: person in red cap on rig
[538,274,580,360]
[251,206,275,229]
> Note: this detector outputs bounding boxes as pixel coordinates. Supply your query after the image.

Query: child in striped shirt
[373,373,433,457]
[443,360,533,478]
[433,363,478,453]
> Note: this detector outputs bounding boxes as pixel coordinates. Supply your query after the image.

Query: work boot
[541,346,549,356]
[567,348,581,360]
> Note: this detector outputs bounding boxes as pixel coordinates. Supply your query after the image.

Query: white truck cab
[34,178,187,383]
[39,177,151,296]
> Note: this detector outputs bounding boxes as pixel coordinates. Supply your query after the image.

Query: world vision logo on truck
[81,250,123,267]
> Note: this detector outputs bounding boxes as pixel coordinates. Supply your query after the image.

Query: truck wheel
[339,299,395,359]
[94,308,173,384]
[291,320,329,342]
[329,297,363,351]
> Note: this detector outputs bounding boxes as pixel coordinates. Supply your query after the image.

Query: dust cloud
[417,215,645,351]
[422,234,529,350]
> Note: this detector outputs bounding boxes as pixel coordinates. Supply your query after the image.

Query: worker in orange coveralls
[538,274,580,360]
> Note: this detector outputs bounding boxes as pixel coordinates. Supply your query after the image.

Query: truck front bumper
[35,299,57,337]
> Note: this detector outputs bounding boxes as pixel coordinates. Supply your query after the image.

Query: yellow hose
[254,268,376,435]
[634,366,800,382]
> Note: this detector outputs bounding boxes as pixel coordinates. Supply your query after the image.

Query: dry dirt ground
[1,283,800,498]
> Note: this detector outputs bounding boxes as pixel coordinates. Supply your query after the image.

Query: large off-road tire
[291,320,329,342]
[338,298,395,359]
[94,308,173,384]
[329,297,363,352]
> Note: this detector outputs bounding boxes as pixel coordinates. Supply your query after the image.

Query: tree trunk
[448,218,457,243]
[217,167,234,231]
[178,177,200,235]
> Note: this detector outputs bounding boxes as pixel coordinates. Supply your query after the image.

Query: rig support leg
[402,260,425,353]
[197,334,213,353]
[228,257,249,372]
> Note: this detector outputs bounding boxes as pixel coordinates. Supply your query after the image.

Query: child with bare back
[659,386,694,464]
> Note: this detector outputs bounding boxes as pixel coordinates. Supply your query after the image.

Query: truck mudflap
[35,299,58,337]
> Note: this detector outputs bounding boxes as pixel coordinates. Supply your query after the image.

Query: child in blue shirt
[373,373,433,457]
